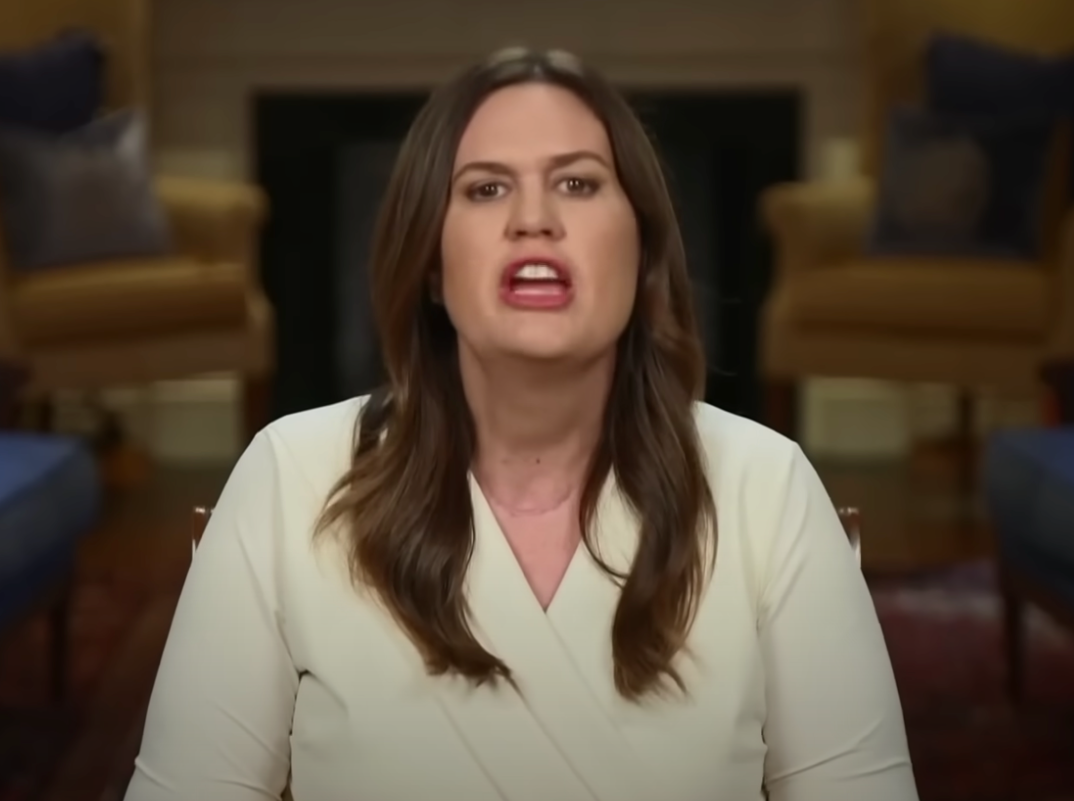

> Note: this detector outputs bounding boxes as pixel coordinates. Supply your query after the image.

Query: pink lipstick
[499,257,574,310]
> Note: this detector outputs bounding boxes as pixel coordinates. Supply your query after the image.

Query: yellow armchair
[0,0,274,441]
[155,176,267,280]
[0,175,274,433]
[762,179,874,278]
[760,0,1074,436]
[762,181,1074,380]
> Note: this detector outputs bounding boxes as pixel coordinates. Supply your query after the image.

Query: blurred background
[0,0,1072,799]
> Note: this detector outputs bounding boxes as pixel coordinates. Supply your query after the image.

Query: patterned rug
[0,577,147,801]
[872,563,1074,801]
[1,563,1072,801]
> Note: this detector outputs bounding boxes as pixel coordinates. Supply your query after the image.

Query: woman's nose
[506,185,564,240]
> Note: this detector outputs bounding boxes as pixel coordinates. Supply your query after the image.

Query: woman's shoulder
[690,403,836,608]
[253,395,370,497]
[691,401,801,487]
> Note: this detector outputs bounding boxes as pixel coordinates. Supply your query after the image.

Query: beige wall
[135,0,1032,465]
[149,0,864,180]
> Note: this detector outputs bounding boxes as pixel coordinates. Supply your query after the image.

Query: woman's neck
[461,351,613,514]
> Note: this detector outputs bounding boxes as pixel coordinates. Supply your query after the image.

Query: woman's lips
[499,257,575,310]
[500,280,574,310]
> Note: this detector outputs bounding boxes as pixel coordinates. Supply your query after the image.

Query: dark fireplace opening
[254,89,800,422]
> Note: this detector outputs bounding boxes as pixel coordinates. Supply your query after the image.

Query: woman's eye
[468,182,505,200]
[559,176,599,195]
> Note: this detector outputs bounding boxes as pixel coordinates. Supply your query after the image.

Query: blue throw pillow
[0,30,104,133]
[869,106,1056,260]
[926,33,1074,118]
[926,33,1074,194]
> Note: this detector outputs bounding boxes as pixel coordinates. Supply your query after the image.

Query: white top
[125,398,918,801]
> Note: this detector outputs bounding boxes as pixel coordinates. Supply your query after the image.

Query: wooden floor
[818,456,993,573]
[79,464,230,584]
[35,466,231,801]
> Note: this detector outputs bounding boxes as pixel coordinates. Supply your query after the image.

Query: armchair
[985,359,1074,701]
[0,357,102,701]
[760,0,1074,440]
[0,0,274,442]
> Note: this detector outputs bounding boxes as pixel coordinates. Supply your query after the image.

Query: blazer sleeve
[124,431,299,801]
[758,445,919,801]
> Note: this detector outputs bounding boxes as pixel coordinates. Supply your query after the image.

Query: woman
[126,48,917,801]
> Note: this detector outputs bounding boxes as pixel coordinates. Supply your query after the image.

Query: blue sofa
[984,426,1074,700]
[0,429,101,699]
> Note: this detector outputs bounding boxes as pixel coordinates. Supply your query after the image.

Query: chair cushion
[11,256,249,345]
[0,433,100,629]
[984,428,1074,606]
[788,258,1047,337]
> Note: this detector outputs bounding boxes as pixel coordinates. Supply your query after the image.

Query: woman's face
[440,83,639,365]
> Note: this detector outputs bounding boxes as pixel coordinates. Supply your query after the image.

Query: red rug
[0,577,146,801]
[871,563,1074,801]
[2,563,1072,801]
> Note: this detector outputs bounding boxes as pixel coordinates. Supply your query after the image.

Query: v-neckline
[439,475,656,801]
[471,478,586,618]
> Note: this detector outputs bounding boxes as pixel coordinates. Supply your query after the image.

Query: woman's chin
[460,325,617,366]
[501,340,579,362]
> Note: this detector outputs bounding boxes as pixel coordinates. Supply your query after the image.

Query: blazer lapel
[425,476,656,801]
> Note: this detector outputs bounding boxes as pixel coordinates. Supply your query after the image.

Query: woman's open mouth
[500,259,574,310]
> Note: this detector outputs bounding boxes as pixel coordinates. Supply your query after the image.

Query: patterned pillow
[869,106,1056,259]
[0,109,172,271]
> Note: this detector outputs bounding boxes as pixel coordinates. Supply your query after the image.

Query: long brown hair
[318,48,716,700]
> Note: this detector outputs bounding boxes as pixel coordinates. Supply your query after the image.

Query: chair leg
[242,376,272,445]
[1000,563,1026,703]
[49,578,74,702]
[954,390,976,496]
[765,380,798,439]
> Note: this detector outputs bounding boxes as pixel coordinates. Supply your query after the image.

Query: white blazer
[125,398,917,801]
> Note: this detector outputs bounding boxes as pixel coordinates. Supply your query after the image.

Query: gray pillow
[0,108,171,271]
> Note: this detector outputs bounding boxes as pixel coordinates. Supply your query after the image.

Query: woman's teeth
[512,263,561,281]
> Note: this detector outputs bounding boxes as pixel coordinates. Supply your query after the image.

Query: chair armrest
[154,175,268,275]
[760,178,875,273]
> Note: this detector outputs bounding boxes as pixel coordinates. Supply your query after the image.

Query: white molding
[73,376,1039,466]
[53,376,242,466]
[146,386,239,465]
[801,379,909,460]
[801,378,1042,459]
